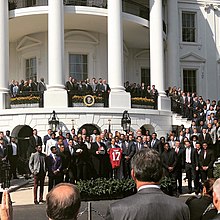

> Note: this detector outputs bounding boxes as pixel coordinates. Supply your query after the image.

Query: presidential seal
[83,95,95,107]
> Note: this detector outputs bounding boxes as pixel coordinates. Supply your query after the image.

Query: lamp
[48,110,59,132]
[121,110,131,133]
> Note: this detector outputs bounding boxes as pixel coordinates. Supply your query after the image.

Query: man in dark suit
[46,146,62,191]
[183,140,198,193]
[37,77,47,107]
[123,134,136,178]
[100,79,110,107]
[198,127,213,146]
[106,149,190,220]
[7,137,20,179]
[212,178,220,220]
[29,129,43,158]
[150,132,160,152]
[29,145,46,204]
[43,129,52,147]
[173,140,184,194]
[65,76,74,107]
[90,135,109,178]
[199,142,215,182]
[134,136,144,152]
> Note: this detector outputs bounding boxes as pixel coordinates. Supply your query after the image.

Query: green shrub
[214,163,220,178]
[76,178,136,200]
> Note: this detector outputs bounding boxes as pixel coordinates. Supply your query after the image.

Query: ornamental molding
[64,30,99,45]
[16,36,42,52]
[180,52,206,63]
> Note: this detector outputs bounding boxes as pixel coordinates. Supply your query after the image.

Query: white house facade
[0,0,219,140]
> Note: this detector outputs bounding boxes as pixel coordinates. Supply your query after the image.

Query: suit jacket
[150,139,160,152]
[29,151,46,175]
[134,142,144,152]
[29,135,43,156]
[161,149,177,176]
[199,149,215,169]
[198,133,213,145]
[46,154,62,177]
[124,141,136,159]
[183,147,198,167]
[211,213,220,220]
[186,195,217,220]
[43,134,51,146]
[106,187,190,220]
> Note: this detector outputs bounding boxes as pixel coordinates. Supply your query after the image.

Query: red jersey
[109,148,122,169]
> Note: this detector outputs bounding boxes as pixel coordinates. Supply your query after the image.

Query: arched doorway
[11,125,33,159]
[140,124,155,136]
[78,124,101,136]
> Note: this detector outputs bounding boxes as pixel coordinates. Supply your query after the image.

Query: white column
[167,0,179,88]
[44,0,67,107]
[150,0,170,110]
[108,0,130,108]
[0,0,9,109]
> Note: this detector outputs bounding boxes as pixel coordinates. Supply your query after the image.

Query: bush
[214,163,220,178]
[76,178,136,201]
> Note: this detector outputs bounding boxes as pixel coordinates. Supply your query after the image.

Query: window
[182,12,196,42]
[183,69,197,93]
[141,68,150,86]
[69,54,88,81]
[25,57,37,80]
[25,0,36,7]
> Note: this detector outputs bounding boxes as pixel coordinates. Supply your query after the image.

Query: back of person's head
[203,178,215,197]
[46,183,81,220]
[131,149,162,183]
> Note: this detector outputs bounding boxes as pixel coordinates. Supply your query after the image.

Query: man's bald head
[46,183,81,220]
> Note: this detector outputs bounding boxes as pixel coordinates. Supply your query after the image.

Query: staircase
[172,113,192,128]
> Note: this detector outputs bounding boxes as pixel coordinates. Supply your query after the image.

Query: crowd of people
[8,76,160,109]
[3,150,220,219]
[9,78,47,98]
[0,112,220,204]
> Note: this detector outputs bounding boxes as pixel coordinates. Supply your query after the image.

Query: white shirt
[138,184,160,192]
[11,142,17,156]
[185,147,191,163]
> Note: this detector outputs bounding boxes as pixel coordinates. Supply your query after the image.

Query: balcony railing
[8,0,149,21]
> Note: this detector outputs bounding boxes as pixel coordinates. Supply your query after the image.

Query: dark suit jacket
[211,213,220,220]
[29,135,43,156]
[46,154,62,177]
[134,142,144,152]
[198,133,213,145]
[183,147,198,167]
[106,187,190,220]
[199,149,215,169]
[124,141,135,159]
[186,195,217,220]
[43,134,51,146]
[150,139,160,152]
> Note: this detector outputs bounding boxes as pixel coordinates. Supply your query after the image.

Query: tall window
[183,69,197,93]
[141,68,150,86]
[25,57,37,80]
[182,12,196,42]
[69,54,88,81]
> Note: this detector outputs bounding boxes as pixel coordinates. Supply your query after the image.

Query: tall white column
[150,0,164,93]
[44,0,67,107]
[167,0,179,88]
[150,0,170,110]
[0,0,9,109]
[108,0,130,108]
